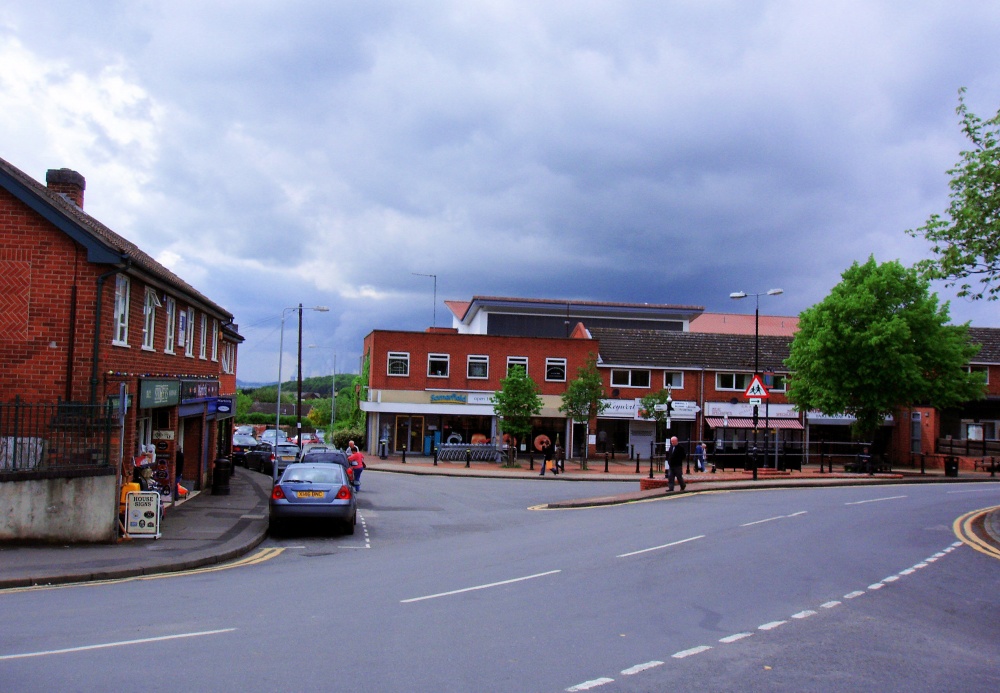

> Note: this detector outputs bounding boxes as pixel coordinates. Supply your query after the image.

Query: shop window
[545,358,566,382]
[611,369,650,388]
[507,356,528,377]
[388,352,410,376]
[199,313,208,359]
[664,371,683,388]
[113,274,130,346]
[468,355,489,379]
[428,353,450,377]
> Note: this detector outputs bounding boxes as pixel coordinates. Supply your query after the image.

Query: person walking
[665,436,687,492]
[539,440,556,476]
[694,442,706,472]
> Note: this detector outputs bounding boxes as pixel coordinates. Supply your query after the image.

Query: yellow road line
[953,506,1000,560]
[1,547,285,594]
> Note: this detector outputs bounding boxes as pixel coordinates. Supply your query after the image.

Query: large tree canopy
[908,89,1000,301]
[785,257,984,439]
[491,365,542,463]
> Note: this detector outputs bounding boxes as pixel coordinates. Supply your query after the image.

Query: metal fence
[435,443,504,462]
[0,398,115,474]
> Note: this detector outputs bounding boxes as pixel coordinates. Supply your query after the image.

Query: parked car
[273,443,302,476]
[243,442,274,474]
[269,463,357,535]
[300,449,351,471]
[234,425,255,437]
[259,429,288,445]
[232,434,258,467]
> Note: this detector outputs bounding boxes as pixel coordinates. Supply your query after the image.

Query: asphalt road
[1,472,998,692]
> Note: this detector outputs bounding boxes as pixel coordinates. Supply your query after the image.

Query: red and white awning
[705,416,803,430]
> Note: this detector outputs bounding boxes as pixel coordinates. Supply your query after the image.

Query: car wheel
[343,513,356,536]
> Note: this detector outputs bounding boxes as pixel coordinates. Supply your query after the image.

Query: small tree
[559,354,608,468]
[491,365,542,466]
[907,89,1000,301]
[786,256,985,441]
[347,352,370,430]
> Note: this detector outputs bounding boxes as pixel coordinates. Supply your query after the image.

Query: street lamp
[308,345,337,436]
[730,289,783,479]
[274,305,329,483]
[412,272,437,327]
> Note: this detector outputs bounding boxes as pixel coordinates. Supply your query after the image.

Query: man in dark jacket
[665,436,687,492]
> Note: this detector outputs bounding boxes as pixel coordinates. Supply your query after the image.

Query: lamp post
[308,345,337,437]
[411,272,437,327]
[274,305,329,483]
[729,288,783,478]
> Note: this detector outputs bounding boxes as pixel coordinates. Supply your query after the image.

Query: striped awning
[705,416,804,430]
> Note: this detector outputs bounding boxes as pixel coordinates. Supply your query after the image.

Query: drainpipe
[90,264,126,405]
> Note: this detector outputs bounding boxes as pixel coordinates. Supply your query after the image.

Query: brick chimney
[45,168,86,208]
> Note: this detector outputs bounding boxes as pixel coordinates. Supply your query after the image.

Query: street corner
[953,505,1000,560]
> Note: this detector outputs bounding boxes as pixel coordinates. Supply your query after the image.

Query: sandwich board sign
[744,375,770,399]
[126,491,161,539]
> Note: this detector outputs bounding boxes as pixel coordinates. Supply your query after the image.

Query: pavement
[1,456,998,590]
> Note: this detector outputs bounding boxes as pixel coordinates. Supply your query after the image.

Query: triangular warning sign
[744,374,770,399]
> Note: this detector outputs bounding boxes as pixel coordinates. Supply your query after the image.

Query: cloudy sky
[3,1,999,382]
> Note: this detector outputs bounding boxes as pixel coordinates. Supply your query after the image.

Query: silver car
[269,463,357,535]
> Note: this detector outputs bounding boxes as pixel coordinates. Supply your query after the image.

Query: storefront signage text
[139,380,179,409]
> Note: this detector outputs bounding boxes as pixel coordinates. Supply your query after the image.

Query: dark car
[243,442,274,474]
[232,434,258,467]
[269,463,357,535]
[299,449,351,471]
[273,443,302,476]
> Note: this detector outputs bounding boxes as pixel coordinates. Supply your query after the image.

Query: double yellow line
[953,506,1000,560]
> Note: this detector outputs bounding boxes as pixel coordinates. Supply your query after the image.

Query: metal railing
[0,398,115,474]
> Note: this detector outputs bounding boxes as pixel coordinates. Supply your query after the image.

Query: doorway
[395,416,424,454]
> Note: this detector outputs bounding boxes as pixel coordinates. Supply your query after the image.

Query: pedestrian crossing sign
[744,374,770,399]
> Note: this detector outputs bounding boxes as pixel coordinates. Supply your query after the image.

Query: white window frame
[664,371,684,388]
[507,356,528,377]
[112,274,130,346]
[164,297,176,354]
[716,373,753,391]
[221,340,233,374]
[198,313,207,359]
[142,288,159,351]
[184,307,195,357]
[211,319,219,362]
[467,355,489,379]
[545,358,567,382]
[967,365,990,384]
[427,353,450,378]
[611,369,650,388]
[387,352,410,376]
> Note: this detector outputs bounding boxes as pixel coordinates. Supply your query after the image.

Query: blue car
[270,463,357,535]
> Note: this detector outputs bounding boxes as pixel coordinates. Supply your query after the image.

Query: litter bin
[212,457,232,495]
[944,456,959,478]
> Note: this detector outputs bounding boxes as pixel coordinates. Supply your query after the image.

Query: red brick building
[0,156,242,514]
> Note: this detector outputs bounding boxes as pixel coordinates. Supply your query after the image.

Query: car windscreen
[233,435,257,445]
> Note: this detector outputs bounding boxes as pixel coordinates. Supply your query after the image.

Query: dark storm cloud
[3,1,1000,380]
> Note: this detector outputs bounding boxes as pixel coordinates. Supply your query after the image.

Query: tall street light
[308,345,337,436]
[729,288,783,478]
[275,305,329,483]
[412,272,437,327]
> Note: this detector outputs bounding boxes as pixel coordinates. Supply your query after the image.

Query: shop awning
[705,416,804,430]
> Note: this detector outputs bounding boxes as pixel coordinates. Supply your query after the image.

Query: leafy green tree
[785,256,985,440]
[348,352,370,429]
[559,354,608,467]
[491,365,542,466]
[307,398,333,430]
[908,89,1000,301]
[235,391,253,421]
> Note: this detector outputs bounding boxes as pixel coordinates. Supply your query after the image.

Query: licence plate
[297,490,324,498]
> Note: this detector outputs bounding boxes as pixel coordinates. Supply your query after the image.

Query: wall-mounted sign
[139,380,179,409]
[430,392,468,404]
[181,380,219,401]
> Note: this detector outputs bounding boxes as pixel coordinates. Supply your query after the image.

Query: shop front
[703,401,804,455]
[364,390,498,456]
[596,398,700,457]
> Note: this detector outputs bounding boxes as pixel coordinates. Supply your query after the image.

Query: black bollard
[433,447,438,466]
[529,451,534,471]
[648,453,654,479]
[920,452,925,475]
[465,448,471,468]
[635,453,641,474]
[604,452,609,473]
[401,448,406,464]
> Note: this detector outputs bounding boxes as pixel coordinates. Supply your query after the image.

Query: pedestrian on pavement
[539,440,556,476]
[694,442,706,472]
[666,436,687,492]
[347,439,360,455]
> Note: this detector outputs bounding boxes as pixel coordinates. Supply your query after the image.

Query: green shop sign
[139,380,180,408]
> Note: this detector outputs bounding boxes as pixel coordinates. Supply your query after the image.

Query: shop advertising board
[125,491,161,539]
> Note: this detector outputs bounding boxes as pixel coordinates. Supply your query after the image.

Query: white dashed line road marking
[844,591,865,599]
[845,495,907,505]
[899,568,915,575]
[616,535,705,558]
[566,677,615,691]
[792,610,817,619]
[621,661,663,675]
[401,570,561,603]
[821,601,841,609]
[0,629,236,660]
[913,562,928,569]
[673,645,712,658]
[882,575,900,583]
[740,511,807,527]
[759,621,786,631]
[868,583,885,590]
[719,633,753,643]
